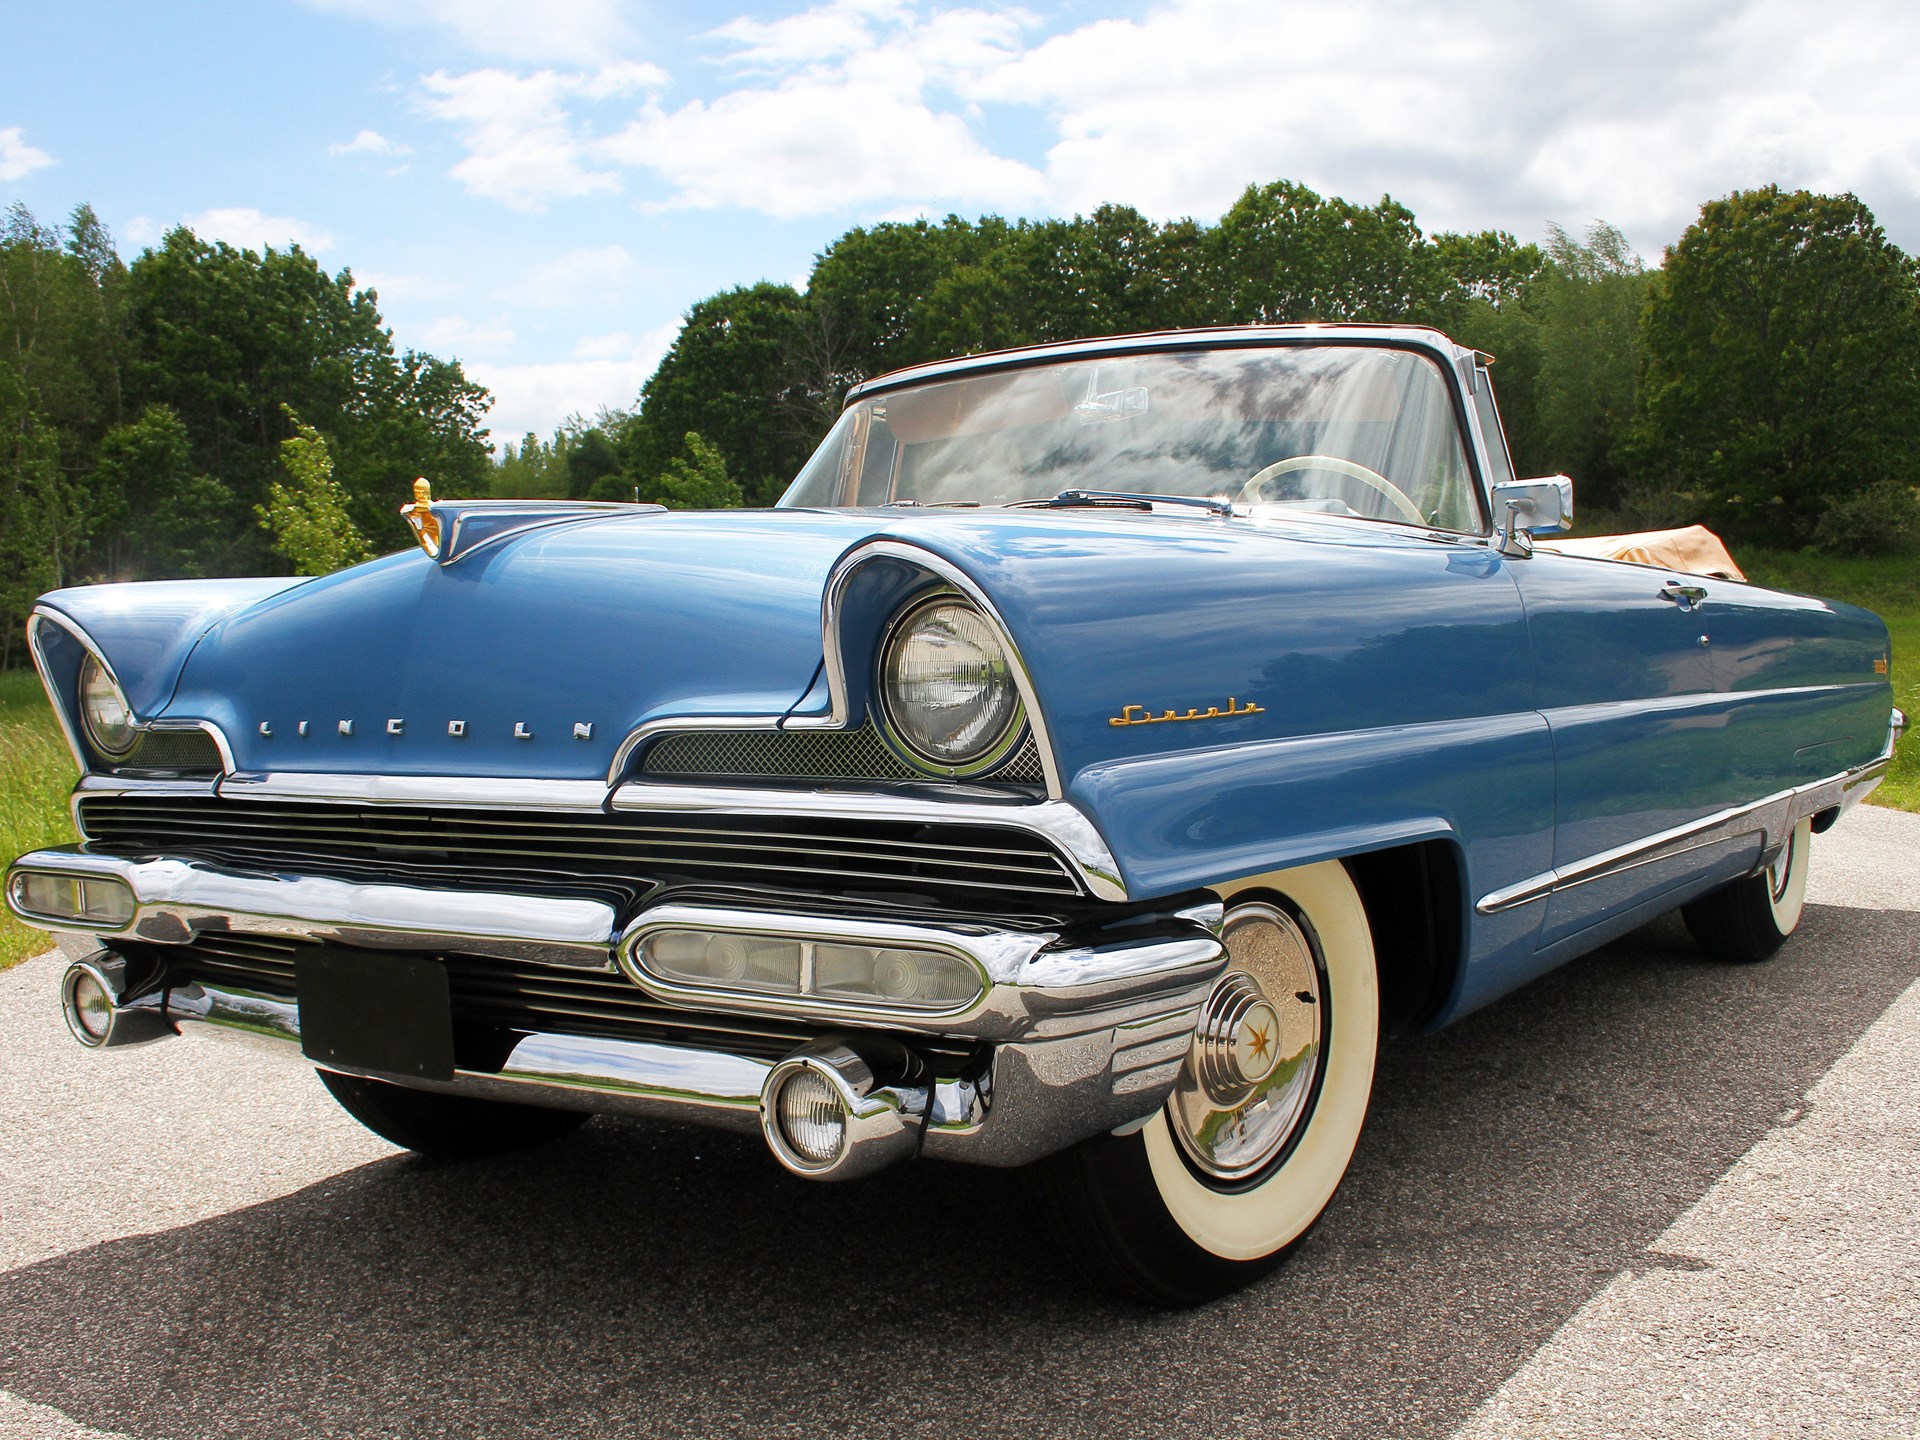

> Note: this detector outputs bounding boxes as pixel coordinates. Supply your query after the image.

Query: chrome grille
[76,793,1085,903]
[112,729,222,775]
[640,726,1045,786]
[167,931,979,1067]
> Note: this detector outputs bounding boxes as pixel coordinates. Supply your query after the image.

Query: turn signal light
[7,872,135,928]
[640,930,983,1012]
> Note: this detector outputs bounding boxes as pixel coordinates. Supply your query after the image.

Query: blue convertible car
[7,325,1905,1305]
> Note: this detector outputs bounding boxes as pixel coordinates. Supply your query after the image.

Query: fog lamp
[8,872,136,928]
[773,1068,848,1167]
[68,968,112,1042]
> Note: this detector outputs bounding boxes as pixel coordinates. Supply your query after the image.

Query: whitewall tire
[1033,860,1379,1306]
[1682,817,1811,963]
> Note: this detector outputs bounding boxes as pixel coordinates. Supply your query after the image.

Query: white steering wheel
[1238,455,1425,525]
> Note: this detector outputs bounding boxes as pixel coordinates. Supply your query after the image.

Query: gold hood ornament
[401,477,441,558]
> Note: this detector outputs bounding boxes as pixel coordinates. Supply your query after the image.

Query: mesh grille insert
[111,729,223,775]
[642,726,1045,785]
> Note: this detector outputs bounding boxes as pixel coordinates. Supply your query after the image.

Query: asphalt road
[2,807,1915,1440]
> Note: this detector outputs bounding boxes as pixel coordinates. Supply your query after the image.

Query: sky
[6,0,1920,449]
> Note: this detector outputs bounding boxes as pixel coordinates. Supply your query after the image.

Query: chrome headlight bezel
[875,593,1027,777]
[78,654,138,759]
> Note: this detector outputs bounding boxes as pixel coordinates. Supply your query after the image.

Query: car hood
[165,511,877,779]
[144,505,1532,788]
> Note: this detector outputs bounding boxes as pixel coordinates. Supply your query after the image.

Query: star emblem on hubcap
[1232,1000,1281,1084]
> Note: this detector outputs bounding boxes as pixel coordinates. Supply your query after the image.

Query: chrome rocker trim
[1477,737,1898,916]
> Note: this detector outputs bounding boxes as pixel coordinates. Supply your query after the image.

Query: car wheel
[317,1070,591,1159]
[1032,860,1380,1307]
[1681,816,1811,964]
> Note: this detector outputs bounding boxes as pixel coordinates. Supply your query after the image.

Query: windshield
[779,344,1483,532]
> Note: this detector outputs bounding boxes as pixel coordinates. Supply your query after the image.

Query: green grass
[0,548,1910,971]
[1,668,78,969]
[1739,549,1918,814]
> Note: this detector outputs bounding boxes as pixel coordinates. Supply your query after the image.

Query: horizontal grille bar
[170,932,980,1068]
[77,792,1086,904]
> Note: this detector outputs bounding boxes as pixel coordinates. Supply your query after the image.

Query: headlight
[79,656,137,757]
[878,596,1023,772]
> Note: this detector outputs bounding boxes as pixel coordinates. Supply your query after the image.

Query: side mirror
[1491,475,1573,557]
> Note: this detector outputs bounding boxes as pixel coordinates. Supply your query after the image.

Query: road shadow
[1,904,1915,1440]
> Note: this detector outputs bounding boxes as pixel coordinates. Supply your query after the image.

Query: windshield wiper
[1016,489,1235,517]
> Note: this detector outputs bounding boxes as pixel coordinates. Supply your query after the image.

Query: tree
[619,283,827,505]
[1208,181,1447,324]
[255,407,372,575]
[646,431,744,509]
[123,228,491,570]
[1631,187,1920,543]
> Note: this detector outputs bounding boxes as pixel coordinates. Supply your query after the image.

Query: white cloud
[351,269,456,303]
[419,314,517,355]
[471,341,677,447]
[602,4,1044,217]
[404,0,1920,249]
[122,216,161,250]
[329,128,412,158]
[970,0,1920,253]
[524,244,633,306]
[184,207,335,252]
[0,126,55,181]
[299,0,640,66]
[419,65,663,211]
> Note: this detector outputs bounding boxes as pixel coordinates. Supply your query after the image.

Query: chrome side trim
[26,608,91,771]
[4,850,618,968]
[605,538,1068,799]
[608,783,1128,902]
[1477,743,1896,916]
[214,771,613,812]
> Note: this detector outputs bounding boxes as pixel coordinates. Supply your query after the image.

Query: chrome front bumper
[7,850,1226,1171]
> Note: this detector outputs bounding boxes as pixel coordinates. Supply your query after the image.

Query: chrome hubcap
[1168,901,1327,1183]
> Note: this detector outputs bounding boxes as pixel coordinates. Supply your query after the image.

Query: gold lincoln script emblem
[1110,697,1264,727]
[401,477,441,558]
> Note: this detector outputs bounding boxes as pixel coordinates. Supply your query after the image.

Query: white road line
[1454,975,1920,1440]
[0,1392,131,1440]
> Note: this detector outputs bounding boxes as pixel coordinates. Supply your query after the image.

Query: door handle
[1659,582,1707,610]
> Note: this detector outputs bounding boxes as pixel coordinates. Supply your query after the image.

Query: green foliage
[490,412,630,500]
[0,202,492,644]
[255,408,373,575]
[619,283,830,505]
[0,668,79,968]
[1631,186,1920,545]
[1811,480,1920,557]
[644,432,744,510]
[1456,223,1652,505]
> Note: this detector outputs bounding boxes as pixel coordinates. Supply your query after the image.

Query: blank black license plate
[296,948,455,1082]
